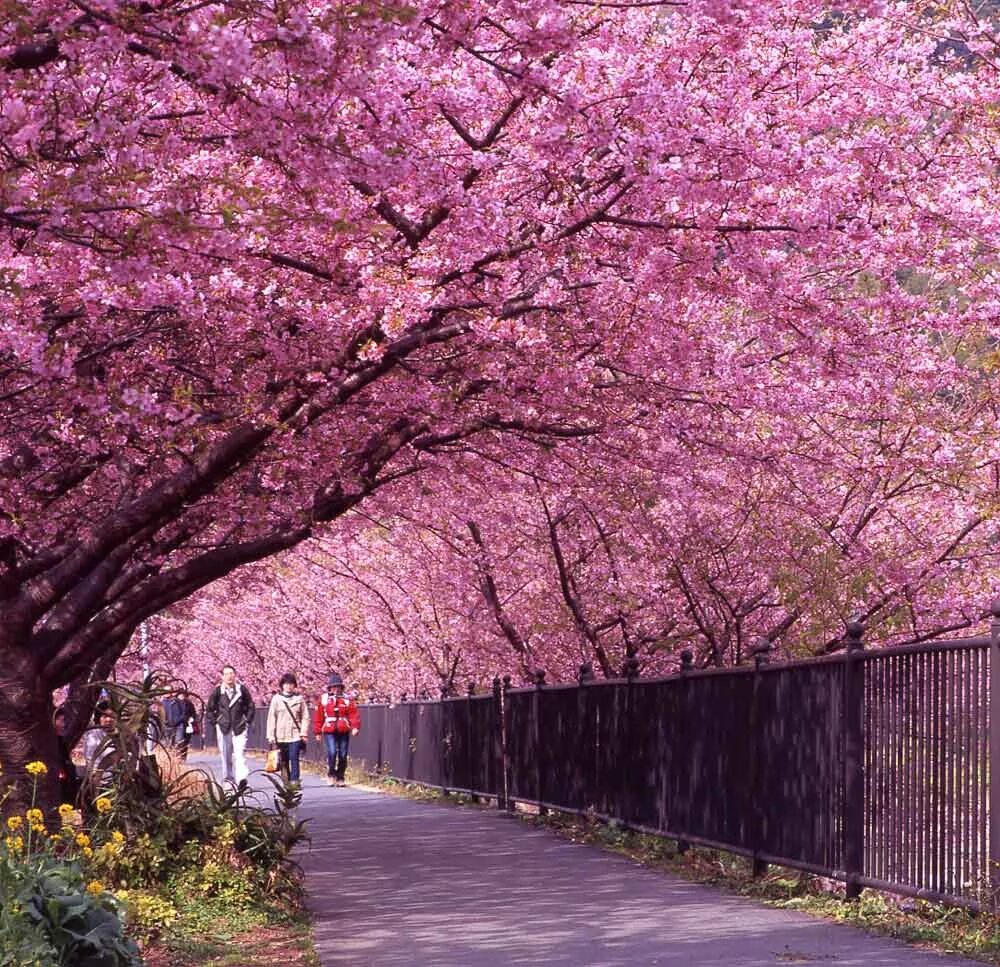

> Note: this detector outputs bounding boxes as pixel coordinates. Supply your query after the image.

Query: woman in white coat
[266,673,310,783]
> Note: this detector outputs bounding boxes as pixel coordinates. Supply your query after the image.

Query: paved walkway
[279,768,984,967]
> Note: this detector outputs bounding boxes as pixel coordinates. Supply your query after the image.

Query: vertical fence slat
[948,647,957,897]
[869,651,878,883]
[843,621,865,900]
[959,648,969,901]
[989,601,1000,907]
[879,653,888,884]
[920,650,930,892]
[928,649,937,893]
[975,649,992,904]
[750,641,770,877]
[889,655,905,880]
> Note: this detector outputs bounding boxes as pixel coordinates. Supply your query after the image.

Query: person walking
[314,673,360,787]
[170,689,198,761]
[54,706,80,805]
[205,665,255,785]
[266,673,309,784]
[81,701,119,799]
[162,694,180,747]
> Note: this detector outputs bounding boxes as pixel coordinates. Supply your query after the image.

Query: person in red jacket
[313,672,361,787]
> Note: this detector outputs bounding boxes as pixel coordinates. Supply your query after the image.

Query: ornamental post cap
[845,617,865,642]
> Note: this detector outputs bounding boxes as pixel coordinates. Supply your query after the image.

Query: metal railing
[222,602,1000,910]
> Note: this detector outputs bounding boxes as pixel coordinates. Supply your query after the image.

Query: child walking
[314,673,360,787]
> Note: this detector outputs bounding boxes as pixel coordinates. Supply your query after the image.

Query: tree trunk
[0,634,63,815]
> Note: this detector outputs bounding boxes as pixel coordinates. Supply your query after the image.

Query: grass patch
[354,771,1000,964]
[142,898,319,967]
[344,762,486,807]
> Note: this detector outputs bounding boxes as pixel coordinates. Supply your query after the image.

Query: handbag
[264,748,281,773]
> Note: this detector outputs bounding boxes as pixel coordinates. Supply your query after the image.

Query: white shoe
[325,776,335,786]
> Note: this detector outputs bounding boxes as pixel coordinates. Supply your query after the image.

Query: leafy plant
[15,860,140,967]
[0,762,139,967]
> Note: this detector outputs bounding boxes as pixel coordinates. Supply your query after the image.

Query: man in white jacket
[205,665,255,784]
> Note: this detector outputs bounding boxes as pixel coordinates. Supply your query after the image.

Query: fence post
[621,646,641,825]
[491,677,502,809]
[467,686,480,804]
[623,644,640,680]
[577,664,594,815]
[407,697,417,782]
[843,619,865,900]
[750,638,772,878]
[503,675,515,811]
[676,649,694,856]
[440,686,452,799]
[990,600,1000,908]
[494,675,512,812]
[533,668,547,815]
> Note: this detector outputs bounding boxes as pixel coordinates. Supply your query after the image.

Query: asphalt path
[254,764,985,967]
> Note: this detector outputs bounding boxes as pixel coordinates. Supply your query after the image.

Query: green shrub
[14,861,139,967]
[82,677,309,904]
[0,760,140,967]
[3,677,311,958]
[115,890,178,945]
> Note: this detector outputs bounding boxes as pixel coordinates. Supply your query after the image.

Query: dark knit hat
[327,672,344,688]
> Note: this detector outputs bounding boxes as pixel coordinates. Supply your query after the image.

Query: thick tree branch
[47,526,311,684]
[541,497,614,678]
[467,520,533,676]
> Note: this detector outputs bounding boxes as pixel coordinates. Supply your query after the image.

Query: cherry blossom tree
[2,0,1000,807]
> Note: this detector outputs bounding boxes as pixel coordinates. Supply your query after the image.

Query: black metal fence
[229,604,1000,910]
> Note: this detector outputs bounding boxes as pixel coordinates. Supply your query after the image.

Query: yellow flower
[111,831,125,845]
[115,889,129,901]
[83,846,94,858]
[6,816,23,832]
[30,823,46,835]
[58,804,74,818]
[3,836,19,852]
[25,761,48,777]
[60,809,82,828]
[75,833,91,848]
[85,880,104,895]
[95,797,112,814]
[25,808,43,824]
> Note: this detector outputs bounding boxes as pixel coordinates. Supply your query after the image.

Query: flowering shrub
[2,681,310,958]
[113,891,179,945]
[87,772,309,904]
[0,762,140,967]
[79,685,310,907]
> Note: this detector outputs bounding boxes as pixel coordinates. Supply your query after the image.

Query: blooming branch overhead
[1,0,998,789]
